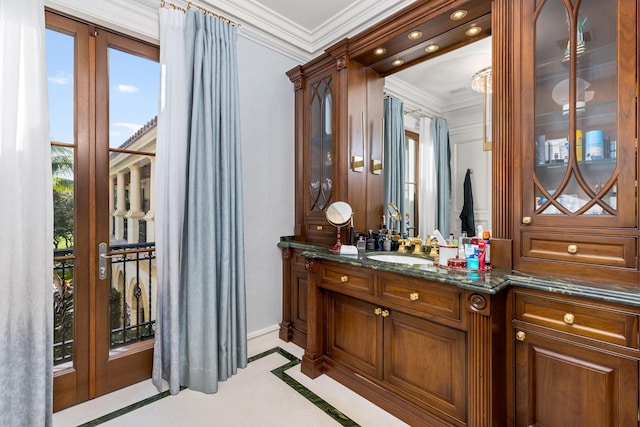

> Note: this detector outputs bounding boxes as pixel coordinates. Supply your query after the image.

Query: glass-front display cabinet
[525,0,635,227]
[517,0,637,283]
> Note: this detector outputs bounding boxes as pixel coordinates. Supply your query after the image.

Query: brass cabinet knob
[567,244,578,254]
[340,275,348,283]
[563,313,575,325]
[381,309,390,318]
[516,331,526,342]
[522,216,532,224]
[374,307,382,315]
[409,292,419,301]
[316,225,323,231]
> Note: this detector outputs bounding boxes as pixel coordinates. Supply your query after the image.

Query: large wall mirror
[383,35,492,240]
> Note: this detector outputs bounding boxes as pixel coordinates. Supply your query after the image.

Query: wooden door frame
[47,10,92,412]
[48,9,159,411]
[94,30,158,397]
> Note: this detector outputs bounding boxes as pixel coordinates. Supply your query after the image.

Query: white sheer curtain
[0,0,53,425]
[153,7,189,395]
[418,116,436,241]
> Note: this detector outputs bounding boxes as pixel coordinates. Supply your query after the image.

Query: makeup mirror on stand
[326,201,357,255]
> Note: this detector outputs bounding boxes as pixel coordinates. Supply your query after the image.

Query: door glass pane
[108,48,158,350]
[47,28,76,372]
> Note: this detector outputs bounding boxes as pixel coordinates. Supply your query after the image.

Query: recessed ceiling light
[450,10,468,20]
[373,47,386,55]
[465,25,482,36]
[425,44,439,53]
[408,30,423,40]
[392,59,404,67]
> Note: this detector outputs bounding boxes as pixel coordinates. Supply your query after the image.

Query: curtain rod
[160,0,237,26]
[384,93,438,120]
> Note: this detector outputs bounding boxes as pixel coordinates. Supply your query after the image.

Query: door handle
[98,242,112,280]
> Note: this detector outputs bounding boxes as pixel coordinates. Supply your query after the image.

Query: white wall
[237,37,297,333]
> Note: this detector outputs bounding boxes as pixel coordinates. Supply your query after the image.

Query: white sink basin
[366,253,433,266]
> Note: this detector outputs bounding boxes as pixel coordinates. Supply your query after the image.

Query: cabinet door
[522,0,636,228]
[384,310,467,424]
[514,329,638,426]
[326,292,383,379]
[303,70,335,243]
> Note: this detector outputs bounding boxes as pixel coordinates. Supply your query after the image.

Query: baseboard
[247,324,281,357]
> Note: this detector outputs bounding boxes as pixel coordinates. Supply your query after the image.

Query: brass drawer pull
[340,275,348,283]
[522,216,532,224]
[567,244,578,254]
[516,331,526,342]
[409,292,419,301]
[563,313,575,325]
[316,225,323,231]
[374,307,382,316]
[381,309,390,318]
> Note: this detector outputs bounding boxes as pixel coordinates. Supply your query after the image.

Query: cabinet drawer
[514,291,639,348]
[378,274,461,322]
[521,232,637,268]
[319,264,374,296]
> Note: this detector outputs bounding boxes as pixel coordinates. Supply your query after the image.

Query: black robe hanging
[459,168,475,236]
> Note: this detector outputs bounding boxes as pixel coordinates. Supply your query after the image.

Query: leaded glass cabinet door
[301,69,335,244]
[308,76,333,214]
[524,0,636,228]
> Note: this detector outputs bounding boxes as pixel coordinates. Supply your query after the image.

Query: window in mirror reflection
[404,130,419,237]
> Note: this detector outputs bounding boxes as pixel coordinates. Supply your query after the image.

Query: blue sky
[46,29,159,148]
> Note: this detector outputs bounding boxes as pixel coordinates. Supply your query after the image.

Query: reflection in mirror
[383,36,492,240]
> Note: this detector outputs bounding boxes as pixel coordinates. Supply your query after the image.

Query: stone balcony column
[143,158,155,243]
[109,175,115,237]
[126,164,145,243]
[113,172,127,241]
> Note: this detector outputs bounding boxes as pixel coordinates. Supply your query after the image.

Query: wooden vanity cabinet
[509,288,640,426]
[304,259,507,427]
[278,248,308,348]
[287,45,384,246]
[512,0,639,285]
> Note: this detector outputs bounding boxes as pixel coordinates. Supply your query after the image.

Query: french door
[47,10,159,411]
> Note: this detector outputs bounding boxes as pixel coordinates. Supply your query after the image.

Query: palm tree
[51,144,73,194]
[51,144,74,248]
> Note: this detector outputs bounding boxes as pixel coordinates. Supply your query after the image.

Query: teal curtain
[383,97,406,234]
[154,8,247,395]
[432,118,451,237]
[180,10,247,393]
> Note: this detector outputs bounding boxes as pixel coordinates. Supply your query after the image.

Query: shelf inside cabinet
[535,43,616,82]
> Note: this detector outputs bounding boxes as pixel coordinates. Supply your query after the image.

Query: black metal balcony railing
[53,248,74,367]
[108,242,156,349]
[52,242,156,367]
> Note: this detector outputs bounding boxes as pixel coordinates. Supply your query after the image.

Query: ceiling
[226,0,492,113]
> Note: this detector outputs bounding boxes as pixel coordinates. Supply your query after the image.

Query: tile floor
[53,332,408,426]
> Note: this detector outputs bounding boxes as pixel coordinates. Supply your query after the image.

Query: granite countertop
[278,237,640,307]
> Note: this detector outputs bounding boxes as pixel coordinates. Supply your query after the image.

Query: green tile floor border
[79,347,360,427]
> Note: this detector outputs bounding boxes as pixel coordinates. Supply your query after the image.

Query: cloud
[48,72,72,85]
[113,122,142,134]
[117,84,139,93]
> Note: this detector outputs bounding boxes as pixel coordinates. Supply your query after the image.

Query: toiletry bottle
[482,230,491,266]
[477,240,486,270]
[366,231,375,251]
[357,235,366,254]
